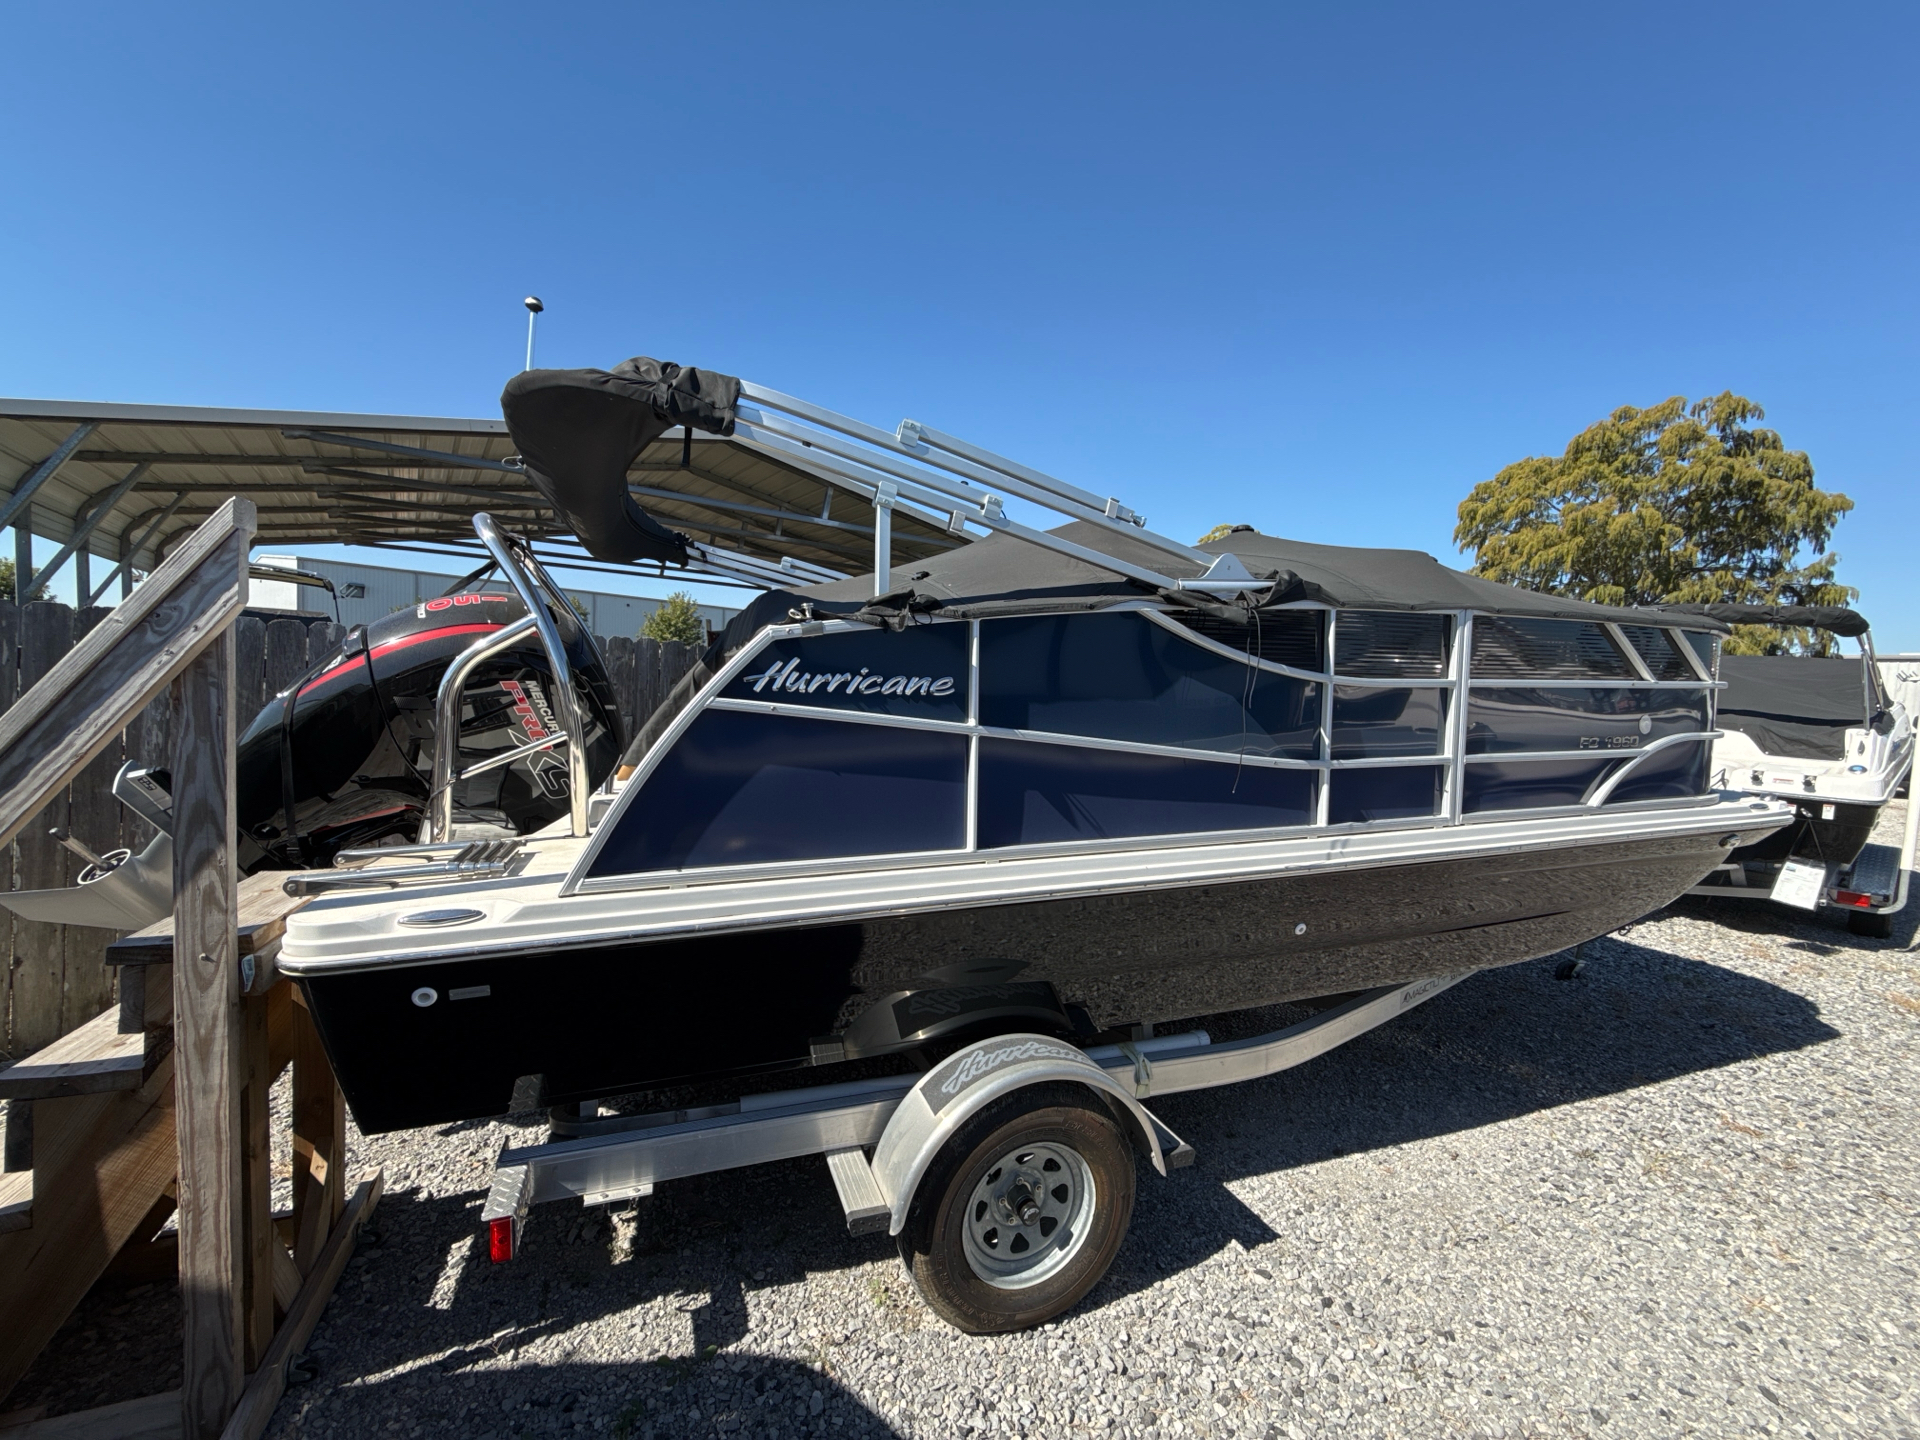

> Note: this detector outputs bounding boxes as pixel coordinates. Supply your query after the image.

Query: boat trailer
[481,970,1472,1259]
[1686,765,1918,935]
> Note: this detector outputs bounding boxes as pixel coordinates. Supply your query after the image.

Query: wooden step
[1,1388,180,1438]
[0,1009,151,1101]
[0,1056,179,1400]
[106,870,310,990]
[0,1171,29,1236]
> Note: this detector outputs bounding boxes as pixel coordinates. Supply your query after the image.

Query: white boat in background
[1665,604,1916,935]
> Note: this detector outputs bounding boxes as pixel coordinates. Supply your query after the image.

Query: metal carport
[0,398,963,602]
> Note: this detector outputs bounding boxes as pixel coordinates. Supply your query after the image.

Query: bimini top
[502,358,742,567]
[1657,602,1869,638]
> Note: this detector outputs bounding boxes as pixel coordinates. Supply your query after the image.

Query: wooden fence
[0,603,697,1061]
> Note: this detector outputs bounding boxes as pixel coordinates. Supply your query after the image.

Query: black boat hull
[1726,800,1880,869]
[303,827,1739,1133]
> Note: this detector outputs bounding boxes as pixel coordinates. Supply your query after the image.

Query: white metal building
[250,554,741,640]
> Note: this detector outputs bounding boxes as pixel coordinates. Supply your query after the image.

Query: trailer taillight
[1833,890,1874,908]
[488,1215,517,1263]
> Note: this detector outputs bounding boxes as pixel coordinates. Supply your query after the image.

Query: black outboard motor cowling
[235,592,622,871]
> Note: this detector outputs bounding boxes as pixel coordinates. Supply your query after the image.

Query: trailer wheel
[1847,909,1894,939]
[898,1082,1135,1334]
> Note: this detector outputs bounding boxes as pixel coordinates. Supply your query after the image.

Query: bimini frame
[726,380,1262,597]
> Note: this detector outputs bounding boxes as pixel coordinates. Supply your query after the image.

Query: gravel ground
[13,806,1919,1438]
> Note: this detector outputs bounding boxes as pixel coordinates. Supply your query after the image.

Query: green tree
[0,558,13,602]
[1197,523,1254,544]
[640,591,707,646]
[1455,394,1855,655]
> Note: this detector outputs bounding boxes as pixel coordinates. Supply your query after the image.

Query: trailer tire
[1847,909,1894,939]
[898,1082,1135,1334]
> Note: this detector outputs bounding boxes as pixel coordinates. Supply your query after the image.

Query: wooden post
[263,618,308,700]
[67,604,124,1027]
[172,627,244,1440]
[289,992,345,1274]
[305,621,344,670]
[13,604,75,1057]
[233,617,266,736]
[0,598,17,1056]
[239,990,275,1366]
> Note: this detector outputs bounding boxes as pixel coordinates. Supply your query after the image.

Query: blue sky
[4,4,1915,643]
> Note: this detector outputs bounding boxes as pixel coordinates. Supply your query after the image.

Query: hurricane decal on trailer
[925,1039,1092,1110]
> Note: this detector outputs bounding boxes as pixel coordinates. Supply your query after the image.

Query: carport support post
[172,625,244,1440]
[14,507,30,602]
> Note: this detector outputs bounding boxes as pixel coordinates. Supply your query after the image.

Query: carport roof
[0,396,961,599]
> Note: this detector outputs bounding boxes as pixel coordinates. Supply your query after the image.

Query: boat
[0,580,627,930]
[262,357,1791,1135]
[1667,603,1915,934]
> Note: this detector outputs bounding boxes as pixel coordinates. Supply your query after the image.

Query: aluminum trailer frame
[480,970,1472,1256]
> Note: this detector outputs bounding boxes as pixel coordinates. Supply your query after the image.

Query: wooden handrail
[0,497,255,851]
[0,490,379,1440]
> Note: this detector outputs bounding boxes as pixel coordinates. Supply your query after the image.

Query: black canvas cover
[501,358,741,564]
[792,522,1733,632]
[1717,655,1868,760]
[1657,603,1869,638]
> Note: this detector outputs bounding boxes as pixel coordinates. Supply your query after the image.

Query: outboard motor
[235,589,623,871]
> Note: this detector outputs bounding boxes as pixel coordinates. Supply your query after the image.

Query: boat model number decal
[1580,716,1656,749]
[741,657,957,701]
[927,1038,1093,1111]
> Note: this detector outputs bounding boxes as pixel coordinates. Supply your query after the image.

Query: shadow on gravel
[1099,920,1846,1307]
[1149,925,1842,1187]
[263,1161,916,1435]
[277,1352,900,1438]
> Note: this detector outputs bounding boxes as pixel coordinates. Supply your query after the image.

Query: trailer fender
[870,1032,1171,1238]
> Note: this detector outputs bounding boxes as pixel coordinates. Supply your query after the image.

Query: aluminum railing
[420,514,605,844]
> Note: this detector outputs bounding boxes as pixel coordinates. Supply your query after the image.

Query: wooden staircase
[0,501,382,1440]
